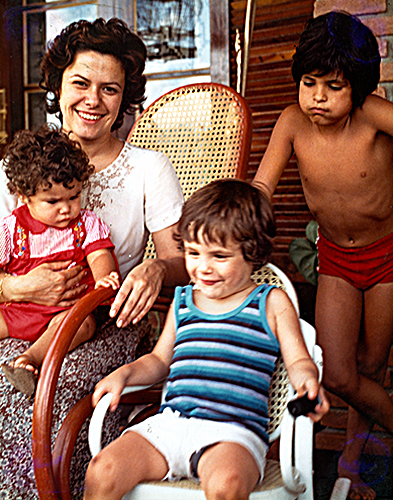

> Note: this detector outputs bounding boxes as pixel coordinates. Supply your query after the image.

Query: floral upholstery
[0,315,152,500]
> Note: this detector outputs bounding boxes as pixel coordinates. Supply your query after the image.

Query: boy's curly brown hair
[3,124,94,197]
[40,18,147,132]
[174,178,276,271]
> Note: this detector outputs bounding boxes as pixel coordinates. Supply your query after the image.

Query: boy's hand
[95,271,120,290]
[294,385,329,422]
[92,365,131,412]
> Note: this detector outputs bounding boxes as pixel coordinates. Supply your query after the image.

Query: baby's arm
[252,105,297,198]
[92,301,177,411]
[266,288,329,421]
[86,248,119,290]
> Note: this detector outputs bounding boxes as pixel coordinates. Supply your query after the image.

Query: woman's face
[59,50,125,143]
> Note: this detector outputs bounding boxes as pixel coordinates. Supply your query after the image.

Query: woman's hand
[3,261,87,307]
[108,224,188,328]
[109,259,166,327]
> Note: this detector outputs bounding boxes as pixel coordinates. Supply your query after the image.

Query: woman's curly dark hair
[292,11,380,110]
[40,18,147,131]
[3,124,94,197]
[174,179,276,272]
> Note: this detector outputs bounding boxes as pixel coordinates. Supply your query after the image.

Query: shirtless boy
[253,11,393,500]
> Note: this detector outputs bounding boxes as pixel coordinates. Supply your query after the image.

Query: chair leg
[52,395,94,500]
[329,478,351,500]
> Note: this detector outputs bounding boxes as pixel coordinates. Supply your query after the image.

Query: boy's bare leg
[341,282,393,500]
[83,430,169,500]
[198,442,260,500]
[13,311,96,372]
[339,408,375,500]
[316,276,393,500]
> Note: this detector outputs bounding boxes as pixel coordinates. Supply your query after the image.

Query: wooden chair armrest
[32,287,116,500]
[51,386,163,500]
[52,395,94,500]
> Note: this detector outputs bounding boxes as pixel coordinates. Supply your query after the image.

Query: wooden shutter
[230,0,314,281]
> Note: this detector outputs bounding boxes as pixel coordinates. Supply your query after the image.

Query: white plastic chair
[88,264,349,500]
[89,318,318,500]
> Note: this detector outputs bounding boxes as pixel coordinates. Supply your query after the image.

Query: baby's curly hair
[3,124,94,197]
[40,18,147,131]
[292,11,380,110]
[174,179,276,272]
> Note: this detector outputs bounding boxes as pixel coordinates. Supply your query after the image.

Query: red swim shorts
[316,231,393,290]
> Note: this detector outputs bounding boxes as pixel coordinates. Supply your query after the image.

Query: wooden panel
[229,0,314,280]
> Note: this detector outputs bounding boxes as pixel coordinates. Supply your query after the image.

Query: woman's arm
[0,263,88,307]
[109,223,188,328]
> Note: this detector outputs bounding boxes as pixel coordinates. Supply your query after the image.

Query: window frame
[20,0,229,130]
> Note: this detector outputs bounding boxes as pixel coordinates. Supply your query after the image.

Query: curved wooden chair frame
[32,288,171,500]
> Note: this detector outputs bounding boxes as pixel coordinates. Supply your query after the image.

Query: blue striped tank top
[160,284,280,444]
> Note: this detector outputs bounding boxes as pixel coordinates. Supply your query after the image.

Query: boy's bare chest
[293,128,393,191]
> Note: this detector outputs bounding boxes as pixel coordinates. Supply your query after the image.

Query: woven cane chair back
[251,263,299,439]
[127,82,252,260]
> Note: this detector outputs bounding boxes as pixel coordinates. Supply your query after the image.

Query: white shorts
[123,407,268,482]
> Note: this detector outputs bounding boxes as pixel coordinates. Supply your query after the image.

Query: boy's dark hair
[292,11,380,109]
[175,179,276,271]
[40,18,147,131]
[3,124,94,197]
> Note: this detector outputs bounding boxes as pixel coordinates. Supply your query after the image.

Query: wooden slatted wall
[230,0,314,280]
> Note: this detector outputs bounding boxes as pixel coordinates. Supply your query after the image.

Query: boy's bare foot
[347,483,376,500]
[1,355,39,397]
[338,458,376,500]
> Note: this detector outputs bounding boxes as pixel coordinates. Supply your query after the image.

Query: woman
[0,18,187,500]
[0,18,188,327]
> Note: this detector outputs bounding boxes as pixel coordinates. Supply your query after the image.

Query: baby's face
[298,70,353,126]
[19,180,82,228]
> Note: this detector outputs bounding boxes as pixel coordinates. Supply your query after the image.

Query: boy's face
[298,71,353,126]
[184,230,254,302]
[18,181,82,228]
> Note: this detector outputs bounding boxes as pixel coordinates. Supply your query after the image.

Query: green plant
[288,220,318,286]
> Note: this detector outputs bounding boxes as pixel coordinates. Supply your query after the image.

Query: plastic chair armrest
[279,409,307,494]
[89,385,155,457]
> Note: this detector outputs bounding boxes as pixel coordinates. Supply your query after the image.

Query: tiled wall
[314,0,393,101]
